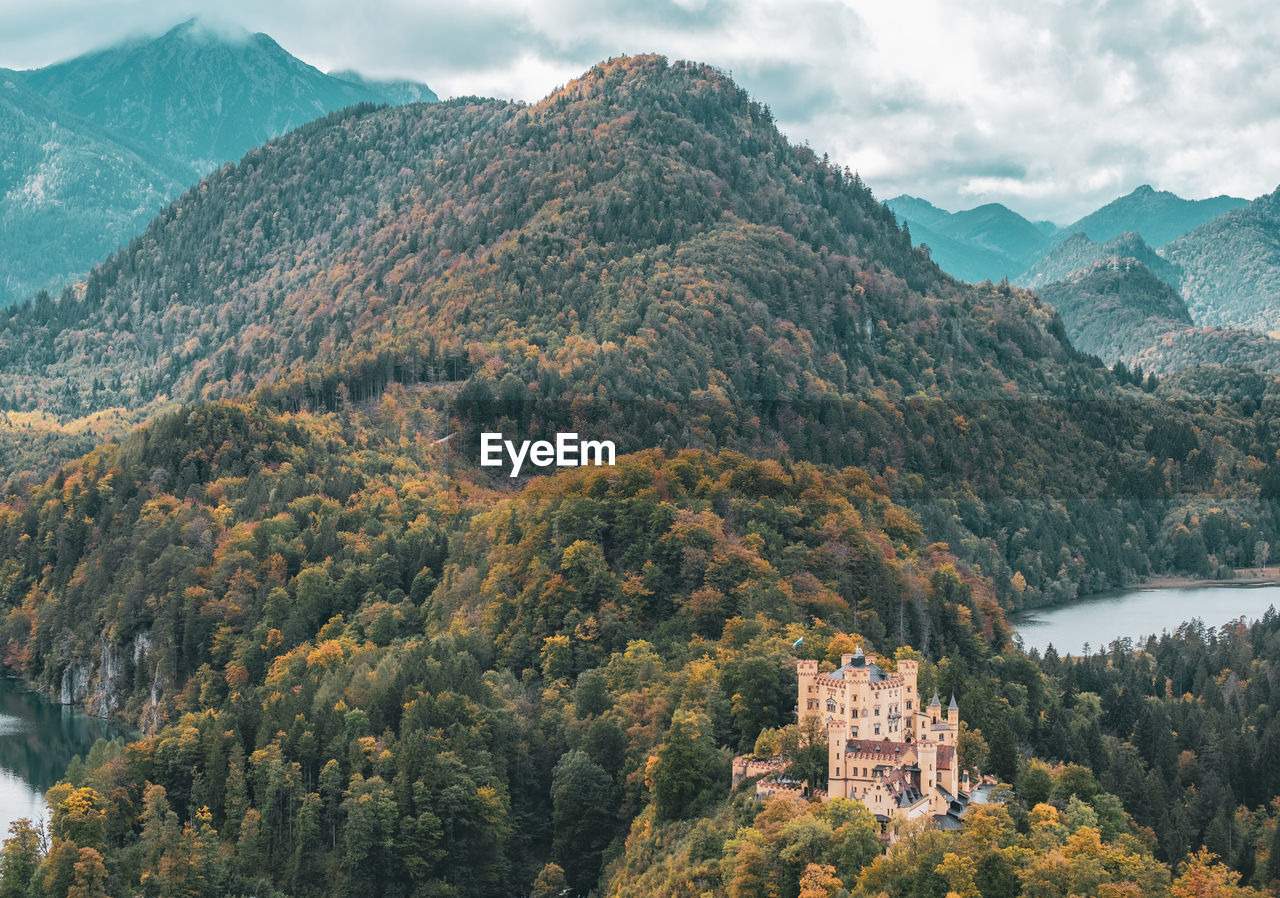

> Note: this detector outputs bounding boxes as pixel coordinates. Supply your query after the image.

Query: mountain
[1035,260,1280,375]
[884,195,951,229]
[1018,230,1180,290]
[0,18,436,305]
[0,75,190,302]
[892,217,1023,284]
[887,195,1054,283]
[19,18,418,178]
[1161,186,1280,333]
[329,69,438,105]
[1063,184,1247,248]
[3,56,1113,426]
[944,203,1055,265]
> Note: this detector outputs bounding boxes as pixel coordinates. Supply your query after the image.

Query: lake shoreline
[1133,565,1280,590]
[1015,581,1280,655]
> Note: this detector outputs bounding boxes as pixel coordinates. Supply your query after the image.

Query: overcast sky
[2,0,1277,222]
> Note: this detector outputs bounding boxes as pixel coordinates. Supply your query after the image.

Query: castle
[734,647,970,829]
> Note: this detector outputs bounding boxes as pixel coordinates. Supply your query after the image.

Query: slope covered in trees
[1036,261,1280,375]
[0,399,1013,896]
[1019,230,1181,290]
[1162,187,1280,332]
[3,54,1079,419]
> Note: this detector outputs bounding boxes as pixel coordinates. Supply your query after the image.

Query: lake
[1013,583,1280,655]
[0,677,122,838]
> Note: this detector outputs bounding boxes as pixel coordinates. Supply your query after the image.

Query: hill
[1037,260,1280,375]
[1161,186,1280,332]
[0,18,436,305]
[1019,230,1181,289]
[1063,184,1247,247]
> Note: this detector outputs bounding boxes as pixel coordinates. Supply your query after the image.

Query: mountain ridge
[0,17,437,305]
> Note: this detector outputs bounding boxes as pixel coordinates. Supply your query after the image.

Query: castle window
[827,699,836,712]
[874,724,881,735]
[851,727,858,737]
[874,707,880,716]
[907,700,912,710]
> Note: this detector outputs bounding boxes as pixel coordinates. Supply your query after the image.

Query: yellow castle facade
[735,647,970,829]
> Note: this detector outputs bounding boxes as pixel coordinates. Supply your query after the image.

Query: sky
[1,0,1278,223]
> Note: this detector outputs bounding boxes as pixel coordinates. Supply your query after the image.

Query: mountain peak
[162,16,254,45]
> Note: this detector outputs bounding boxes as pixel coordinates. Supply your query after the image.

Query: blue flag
[792,637,804,648]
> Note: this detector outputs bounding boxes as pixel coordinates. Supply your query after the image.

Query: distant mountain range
[888,185,1250,290]
[886,196,1054,282]
[1065,184,1247,247]
[892,183,1280,372]
[0,18,435,304]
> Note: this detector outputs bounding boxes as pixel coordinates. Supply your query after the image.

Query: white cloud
[1,0,1278,221]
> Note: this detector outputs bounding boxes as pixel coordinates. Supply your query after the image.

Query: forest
[0,55,1278,896]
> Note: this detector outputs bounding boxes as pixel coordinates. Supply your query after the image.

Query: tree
[797,862,843,898]
[551,750,616,893]
[0,819,43,898]
[650,711,721,821]
[531,862,568,898]
[1172,848,1263,897]
[67,847,109,898]
[1019,760,1054,807]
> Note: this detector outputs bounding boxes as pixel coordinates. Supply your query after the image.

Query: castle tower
[918,741,938,795]
[897,658,919,739]
[827,719,849,799]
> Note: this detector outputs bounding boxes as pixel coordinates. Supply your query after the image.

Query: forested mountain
[887,195,1055,282]
[1019,230,1181,290]
[1037,260,1280,375]
[0,18,435,304]
[1,54,1101,422]
[1064,184,1247,248]
[3,54,1280,897]
[0,76,190,303]
[1162,186,1280,332]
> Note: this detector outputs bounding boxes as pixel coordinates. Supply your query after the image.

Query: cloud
[1,0,1278,221]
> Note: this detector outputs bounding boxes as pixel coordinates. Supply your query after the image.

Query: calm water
[1013,583,1280,655]
[0,678,121,837]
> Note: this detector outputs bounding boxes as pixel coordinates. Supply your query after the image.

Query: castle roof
[949,694,959,712]
[928,691,941,708]
[824,657,892,683]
